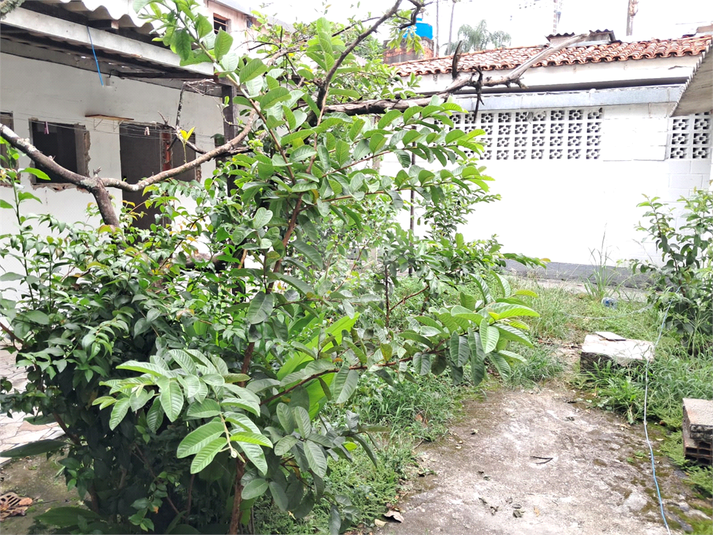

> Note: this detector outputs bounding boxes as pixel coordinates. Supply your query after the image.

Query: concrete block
[690,160,712,175]
[580,333,654,371]
[683,398,713,443]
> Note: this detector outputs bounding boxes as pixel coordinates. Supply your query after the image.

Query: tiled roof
[392,35,713,76]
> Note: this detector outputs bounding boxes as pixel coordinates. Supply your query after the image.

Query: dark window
[29,120,89,183]
[213,14,229,33]
[0,112,15,169]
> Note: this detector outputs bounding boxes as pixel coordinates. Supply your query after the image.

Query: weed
[583,232,625,301]
[660,431,713,498]
[505,344,564,387]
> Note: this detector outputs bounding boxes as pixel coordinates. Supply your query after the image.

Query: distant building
[390,30,713,272]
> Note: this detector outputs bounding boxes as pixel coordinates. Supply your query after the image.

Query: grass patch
[253,373,464,534]
[504,344,564,387]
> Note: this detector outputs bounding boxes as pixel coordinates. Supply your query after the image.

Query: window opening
[213,14,229,33]
[0,113,15,168]
[29,120,89,182]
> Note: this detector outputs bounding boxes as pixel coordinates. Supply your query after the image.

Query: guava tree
[0,1,542,533]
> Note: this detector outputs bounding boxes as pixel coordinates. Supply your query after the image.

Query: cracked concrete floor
[381,386,712,535]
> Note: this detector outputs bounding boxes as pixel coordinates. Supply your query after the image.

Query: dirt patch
[0,455,79,533]
[381,386,710,535]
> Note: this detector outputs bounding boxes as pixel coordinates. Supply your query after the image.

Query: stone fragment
[580,334,654,371]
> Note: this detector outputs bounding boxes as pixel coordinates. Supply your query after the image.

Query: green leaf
[293,406,311,437]
[214,29,233,61]
[329,504,341,535]
[495,324,533,347]
[160,380,184,422]
[189,437,226,473]
[487,303,539,320]
[177,420,223,458]
[399,330,432,346]
[240,58,268,84]
[335,369,359,404]
[479,317,500,354]
[109,398,130,430]
[117,361,169,377]
[468,331,486,386]
[37,507,100,528]
[488,351,511,378]
[133,0,153,12]
[277,403,295,433]
[173,30,192,61]
[270,481,290,511]
[449,333,470,367]
[292,239,323,268]
[22,168,50,181]
[0,200,13,210]
[23,310,49,325]
[276,273,314,295]
[274,435,299,456]
[304,440,327,477]
[0,439,66,458]
[259,87,290,110]
[377,109,402,129]
[146,398,164,433]
[239,442,268,475]
[253,207,273,228]
[242,478,269,500]
[247,292,274,324]
[187,399,221,419]
[230,432,273,448]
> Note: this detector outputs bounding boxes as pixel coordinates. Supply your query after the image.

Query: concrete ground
[0,347,64,465]
[381,384,712,535]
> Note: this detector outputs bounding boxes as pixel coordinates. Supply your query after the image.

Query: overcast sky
[261,0,713,49]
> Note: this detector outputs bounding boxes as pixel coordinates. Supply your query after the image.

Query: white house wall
[0,53,223,231]
[386,99,712,267]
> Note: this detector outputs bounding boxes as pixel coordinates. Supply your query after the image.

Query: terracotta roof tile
[392,35,713,76]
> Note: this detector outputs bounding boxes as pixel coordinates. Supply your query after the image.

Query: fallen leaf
[534,506,540,516]
[374,519,386,527]
[383,510,404,523]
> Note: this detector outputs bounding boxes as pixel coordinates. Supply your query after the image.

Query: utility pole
[435,0,440,56]
[626,0,639,36]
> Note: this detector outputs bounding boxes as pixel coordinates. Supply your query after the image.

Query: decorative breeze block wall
[452,108,603,161]
[669,112,712,160]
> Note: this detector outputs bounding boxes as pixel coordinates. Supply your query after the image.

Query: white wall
[0,53,223,231]
[465,104,710,265]
[385,101,711,267]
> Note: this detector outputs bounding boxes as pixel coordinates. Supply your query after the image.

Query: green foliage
[0,1,541,532]
[633,192,713,354]
[445,20,511,54]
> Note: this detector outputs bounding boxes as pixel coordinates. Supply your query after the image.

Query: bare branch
[323,32,593,116]
[98,111,256,192]
[446,32,592,91]
[0,123,121,226]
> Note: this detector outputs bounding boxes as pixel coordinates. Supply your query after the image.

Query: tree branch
[322,32,593,116]
[445,32,592,91]
[317,0,407,111]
